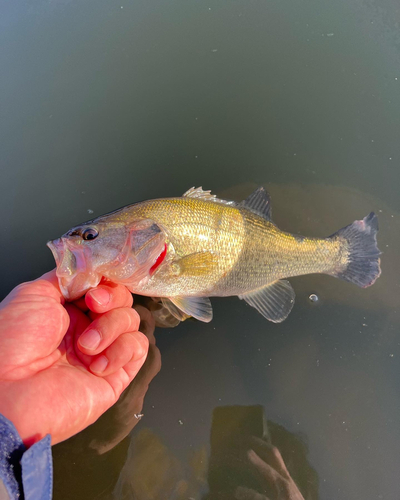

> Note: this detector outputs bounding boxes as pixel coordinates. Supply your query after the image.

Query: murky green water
[2,1,400,499]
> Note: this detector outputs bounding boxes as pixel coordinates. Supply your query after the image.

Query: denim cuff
[0,414,52,500]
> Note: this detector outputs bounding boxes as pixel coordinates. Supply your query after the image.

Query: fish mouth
[47,238,100,300]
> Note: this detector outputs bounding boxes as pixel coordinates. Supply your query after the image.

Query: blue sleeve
[0,414,52,500]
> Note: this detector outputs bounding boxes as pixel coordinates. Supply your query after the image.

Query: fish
[47,186,381,323]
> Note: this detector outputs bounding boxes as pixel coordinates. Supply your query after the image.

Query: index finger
[249,438,291,480]
[85,282,133,314]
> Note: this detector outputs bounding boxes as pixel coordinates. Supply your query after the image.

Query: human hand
[0,270,149,446]
[88,303,161,455]
[235,438,305,500]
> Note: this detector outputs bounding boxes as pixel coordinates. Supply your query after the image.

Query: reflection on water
[113,429,207,500]
[2,0,400,497]
[54,281,320,500]
[113,407,317,500]
[55,314,319,500]
[205,406,317,500]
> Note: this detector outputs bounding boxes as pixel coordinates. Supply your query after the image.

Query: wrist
[0,381,46,448]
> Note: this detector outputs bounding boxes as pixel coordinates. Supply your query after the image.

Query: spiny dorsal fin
[240,187,272,221]
[239,279,295,322]
[183,186,217,200]
[162,296,213,323]
[182,186,236,206]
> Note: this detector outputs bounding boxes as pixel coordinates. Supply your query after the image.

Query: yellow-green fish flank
[48,187,381,323]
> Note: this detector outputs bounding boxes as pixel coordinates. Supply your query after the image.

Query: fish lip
[47,239,72,298]
[47,237,98,300]
[47,238,63,269]
[47,238,74,278]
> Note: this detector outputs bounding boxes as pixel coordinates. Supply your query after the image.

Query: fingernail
[79,329,101,350]
[89,287,110,307]
[90,355,108,373]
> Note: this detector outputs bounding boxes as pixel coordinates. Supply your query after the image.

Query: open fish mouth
[47,238,100,300]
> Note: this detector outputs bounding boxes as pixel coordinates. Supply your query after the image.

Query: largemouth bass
[47,187,381,323]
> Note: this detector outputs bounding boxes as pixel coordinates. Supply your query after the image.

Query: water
[1,1,400,498]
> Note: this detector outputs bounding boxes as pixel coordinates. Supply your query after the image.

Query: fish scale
[134,199,342,297]
[48,187,381,323]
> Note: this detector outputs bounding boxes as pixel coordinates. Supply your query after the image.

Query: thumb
[0,270,69,376]
[1,269,64,309]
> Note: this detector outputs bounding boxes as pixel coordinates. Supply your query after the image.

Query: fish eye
[82,227,99,240]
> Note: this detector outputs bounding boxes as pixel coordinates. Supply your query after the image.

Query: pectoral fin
[239,280,295,323]
[162,296,213,323]
[173,251,219,277]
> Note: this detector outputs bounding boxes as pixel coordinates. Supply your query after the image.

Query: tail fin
[331,212,381,288]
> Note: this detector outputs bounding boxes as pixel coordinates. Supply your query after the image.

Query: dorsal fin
[183,186,217,200]
[182,187,236,206]
[240,187,272,221]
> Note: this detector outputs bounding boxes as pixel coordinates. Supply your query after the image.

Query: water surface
[1,1,400,499]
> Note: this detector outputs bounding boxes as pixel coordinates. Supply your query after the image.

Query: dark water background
[1,1,400,499]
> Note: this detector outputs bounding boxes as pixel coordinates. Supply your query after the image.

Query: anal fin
[162,296,213,323]
[239,280,295,323]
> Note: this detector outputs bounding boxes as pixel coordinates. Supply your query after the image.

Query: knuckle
[131,331,149,357]
[58,303,70,330]
[122,286,133,300]
[126,307,140,330]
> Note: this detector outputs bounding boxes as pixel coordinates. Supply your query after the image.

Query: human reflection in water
[111,405,318,500]
[233,440,306,500]
[204,406,318,500]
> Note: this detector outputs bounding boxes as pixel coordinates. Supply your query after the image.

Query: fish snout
[47,238,64,268]
[47,238,75,277]
[47,238,100,300]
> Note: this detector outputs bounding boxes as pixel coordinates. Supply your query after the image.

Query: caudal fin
[331,212,381,288]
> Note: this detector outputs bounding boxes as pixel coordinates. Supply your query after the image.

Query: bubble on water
[309,293,319,303]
